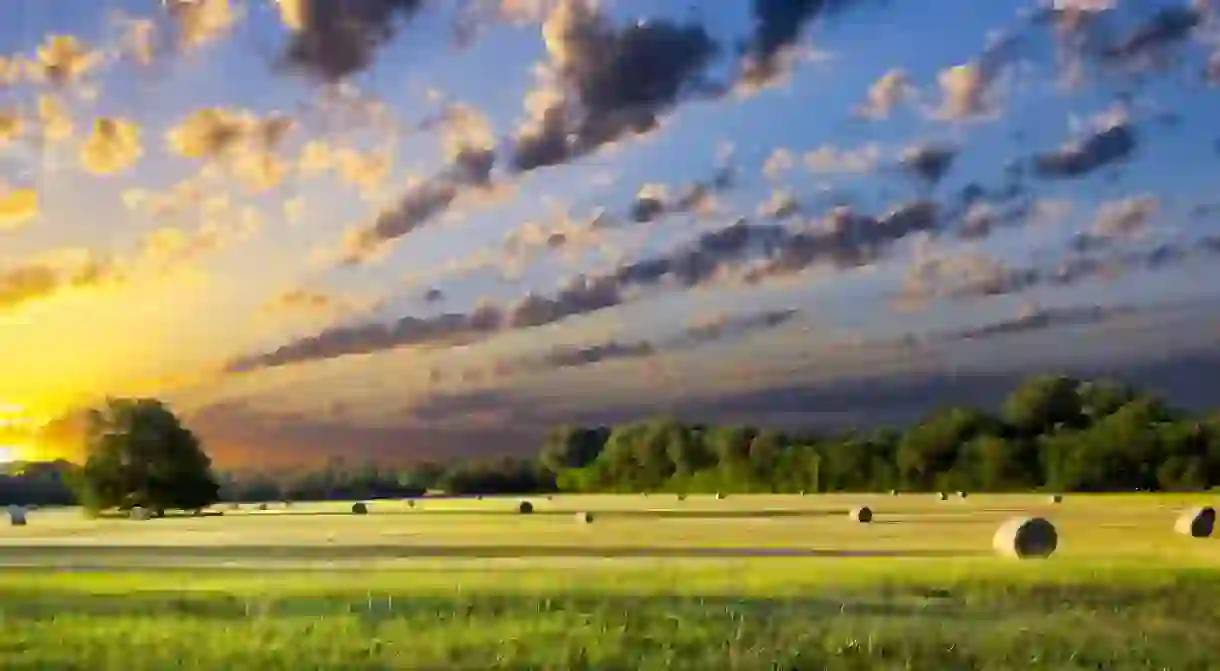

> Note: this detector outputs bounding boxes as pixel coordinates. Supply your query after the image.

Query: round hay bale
[129,506,151,521]
[798,489,807,496]
[889,489,899,496]
[351,502,369,515]
[1048,494,1063,504]
[256,502,268,511]
[546,495,554,501]
[575,511,594,524]
[676,493,686,501]
[1174,506,1216,538]
[26,504,38,511]
[228,502,241,511]
[956,491,968,500]
[282,500,292,508]
[993,517,1058,559]
[407,499,416,508]
[849,506,873,523]
[518,500,534,514]
[715,492,726,500]
[7,505,26,526]
[476,495,484,501]
[937,492,948,501]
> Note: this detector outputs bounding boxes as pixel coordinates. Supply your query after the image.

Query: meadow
[0,493,1218,670]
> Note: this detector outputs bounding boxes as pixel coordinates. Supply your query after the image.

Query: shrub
[993,517,1058,559]
[351,502,368,515]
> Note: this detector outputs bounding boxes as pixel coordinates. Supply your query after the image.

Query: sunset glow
[2,1,1220,465]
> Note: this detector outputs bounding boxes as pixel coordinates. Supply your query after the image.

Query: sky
[3,0,1220,466]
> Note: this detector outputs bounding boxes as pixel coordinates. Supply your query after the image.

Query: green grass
[0,494,1217,669]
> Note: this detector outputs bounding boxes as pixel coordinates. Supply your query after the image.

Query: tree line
[2,375,1218,510]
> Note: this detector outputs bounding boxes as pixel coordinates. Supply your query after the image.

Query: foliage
[72,398,219,513]
[544,375,1220,494]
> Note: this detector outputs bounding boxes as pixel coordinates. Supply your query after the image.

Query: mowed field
[1,493,1218,670]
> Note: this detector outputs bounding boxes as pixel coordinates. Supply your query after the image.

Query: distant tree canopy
[2,375,1218,507]
[72,398,220,514]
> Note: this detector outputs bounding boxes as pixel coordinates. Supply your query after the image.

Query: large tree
[75,398,219,515]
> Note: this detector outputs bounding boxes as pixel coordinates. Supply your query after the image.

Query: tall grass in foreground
[1,563,1219,670]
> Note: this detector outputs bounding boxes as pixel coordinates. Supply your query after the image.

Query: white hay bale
[129,506,151,521]
[937,492,948,501]
[518,500,534,514]
[7,505,26,526]
[575,511,594,524]
[849,506,873,523]
[889,489,899,496]
[1174,506,1216,538]
[715,492,726,500]
[351,502,368,515]
[956,491,968,500]
[993,517,1058,559]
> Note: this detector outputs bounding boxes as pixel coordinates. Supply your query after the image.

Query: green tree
[1002,375,1084,435]
[75,398,220,515]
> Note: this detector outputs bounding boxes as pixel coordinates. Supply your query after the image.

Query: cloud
[897,228,1220,311]
[626,167,732,224]
[895,246,1040,310]
[803,142,884,174]
[1100,5,1202,65]
[856,69,912,119]
[23,35,103,87]
[899,142,958,186]
[0,249,121,313]
[225,199,944,372]
[738,0,844,90]
[166,0,239,50]
[1071,194,1159,250]
[0,110,22,148]
[433,308,800,384]
[164,108,294,192]
[1032,113,1136,178]
[509,0,720,171]
[0,185,39,231]
[79,117,143,175]
[336,103,498,264]
[276,0,426,82]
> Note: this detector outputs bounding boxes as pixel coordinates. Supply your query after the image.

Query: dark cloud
[738,0,860,88]
[899,143,958,186]
[946,303,1134,342]
[1100,5,1202,65]
[510,3,720,171]
[278,0,426,82]
[626,165,734,225]
[741,200,940,283]
[226,199,939,373]
[339,147,495,264]
[1032,119,1136,178]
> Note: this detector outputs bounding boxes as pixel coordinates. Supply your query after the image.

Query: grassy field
[0,493,1217,669]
